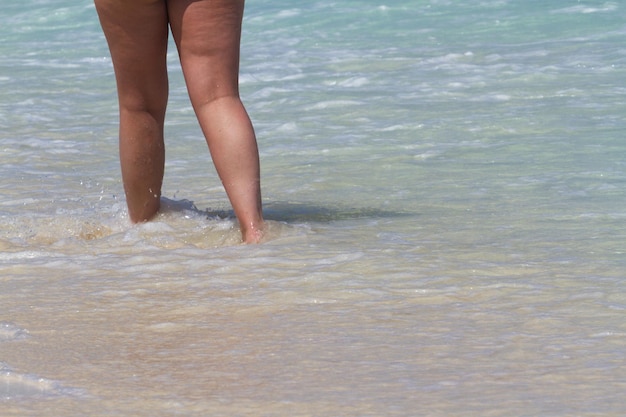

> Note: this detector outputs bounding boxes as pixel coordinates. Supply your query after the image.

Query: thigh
[95,0,169,113]
[167,0,246,106]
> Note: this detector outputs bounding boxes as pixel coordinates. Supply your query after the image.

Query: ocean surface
[1,0,625,415]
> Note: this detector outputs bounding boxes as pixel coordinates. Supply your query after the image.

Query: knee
[118,91,167,122]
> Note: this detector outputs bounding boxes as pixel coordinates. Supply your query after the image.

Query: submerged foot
[241,222,265,244]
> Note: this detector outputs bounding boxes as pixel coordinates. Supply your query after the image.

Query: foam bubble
[0,323,29,342]
[0,364,84,400]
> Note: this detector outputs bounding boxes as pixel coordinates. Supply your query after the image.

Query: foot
[241,222,265,244]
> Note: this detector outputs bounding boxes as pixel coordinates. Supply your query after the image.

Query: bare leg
[168,0,265,243]
[95,0,169,223]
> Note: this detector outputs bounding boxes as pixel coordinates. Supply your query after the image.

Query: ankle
[241,221,265,244]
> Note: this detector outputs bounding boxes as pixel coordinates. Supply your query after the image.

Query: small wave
[276,9,301,18]
[0,216,117,247]
[304,100,363,111]
[0,197,308,252]
[335,77,370,88]
[553,4,618,14]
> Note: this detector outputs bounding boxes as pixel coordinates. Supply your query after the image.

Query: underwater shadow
[160,197,412,224]
[262,201,413,223]
[159,197,232,219]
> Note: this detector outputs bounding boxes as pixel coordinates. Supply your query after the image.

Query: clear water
[1,0,625,415]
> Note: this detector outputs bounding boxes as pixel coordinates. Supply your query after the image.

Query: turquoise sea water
[1,1,625,415]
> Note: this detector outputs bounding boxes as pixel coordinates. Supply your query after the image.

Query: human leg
[167,0,264,243]
[95,0,169,222]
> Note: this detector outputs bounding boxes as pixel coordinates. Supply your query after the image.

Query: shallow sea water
[1,0,625,416]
